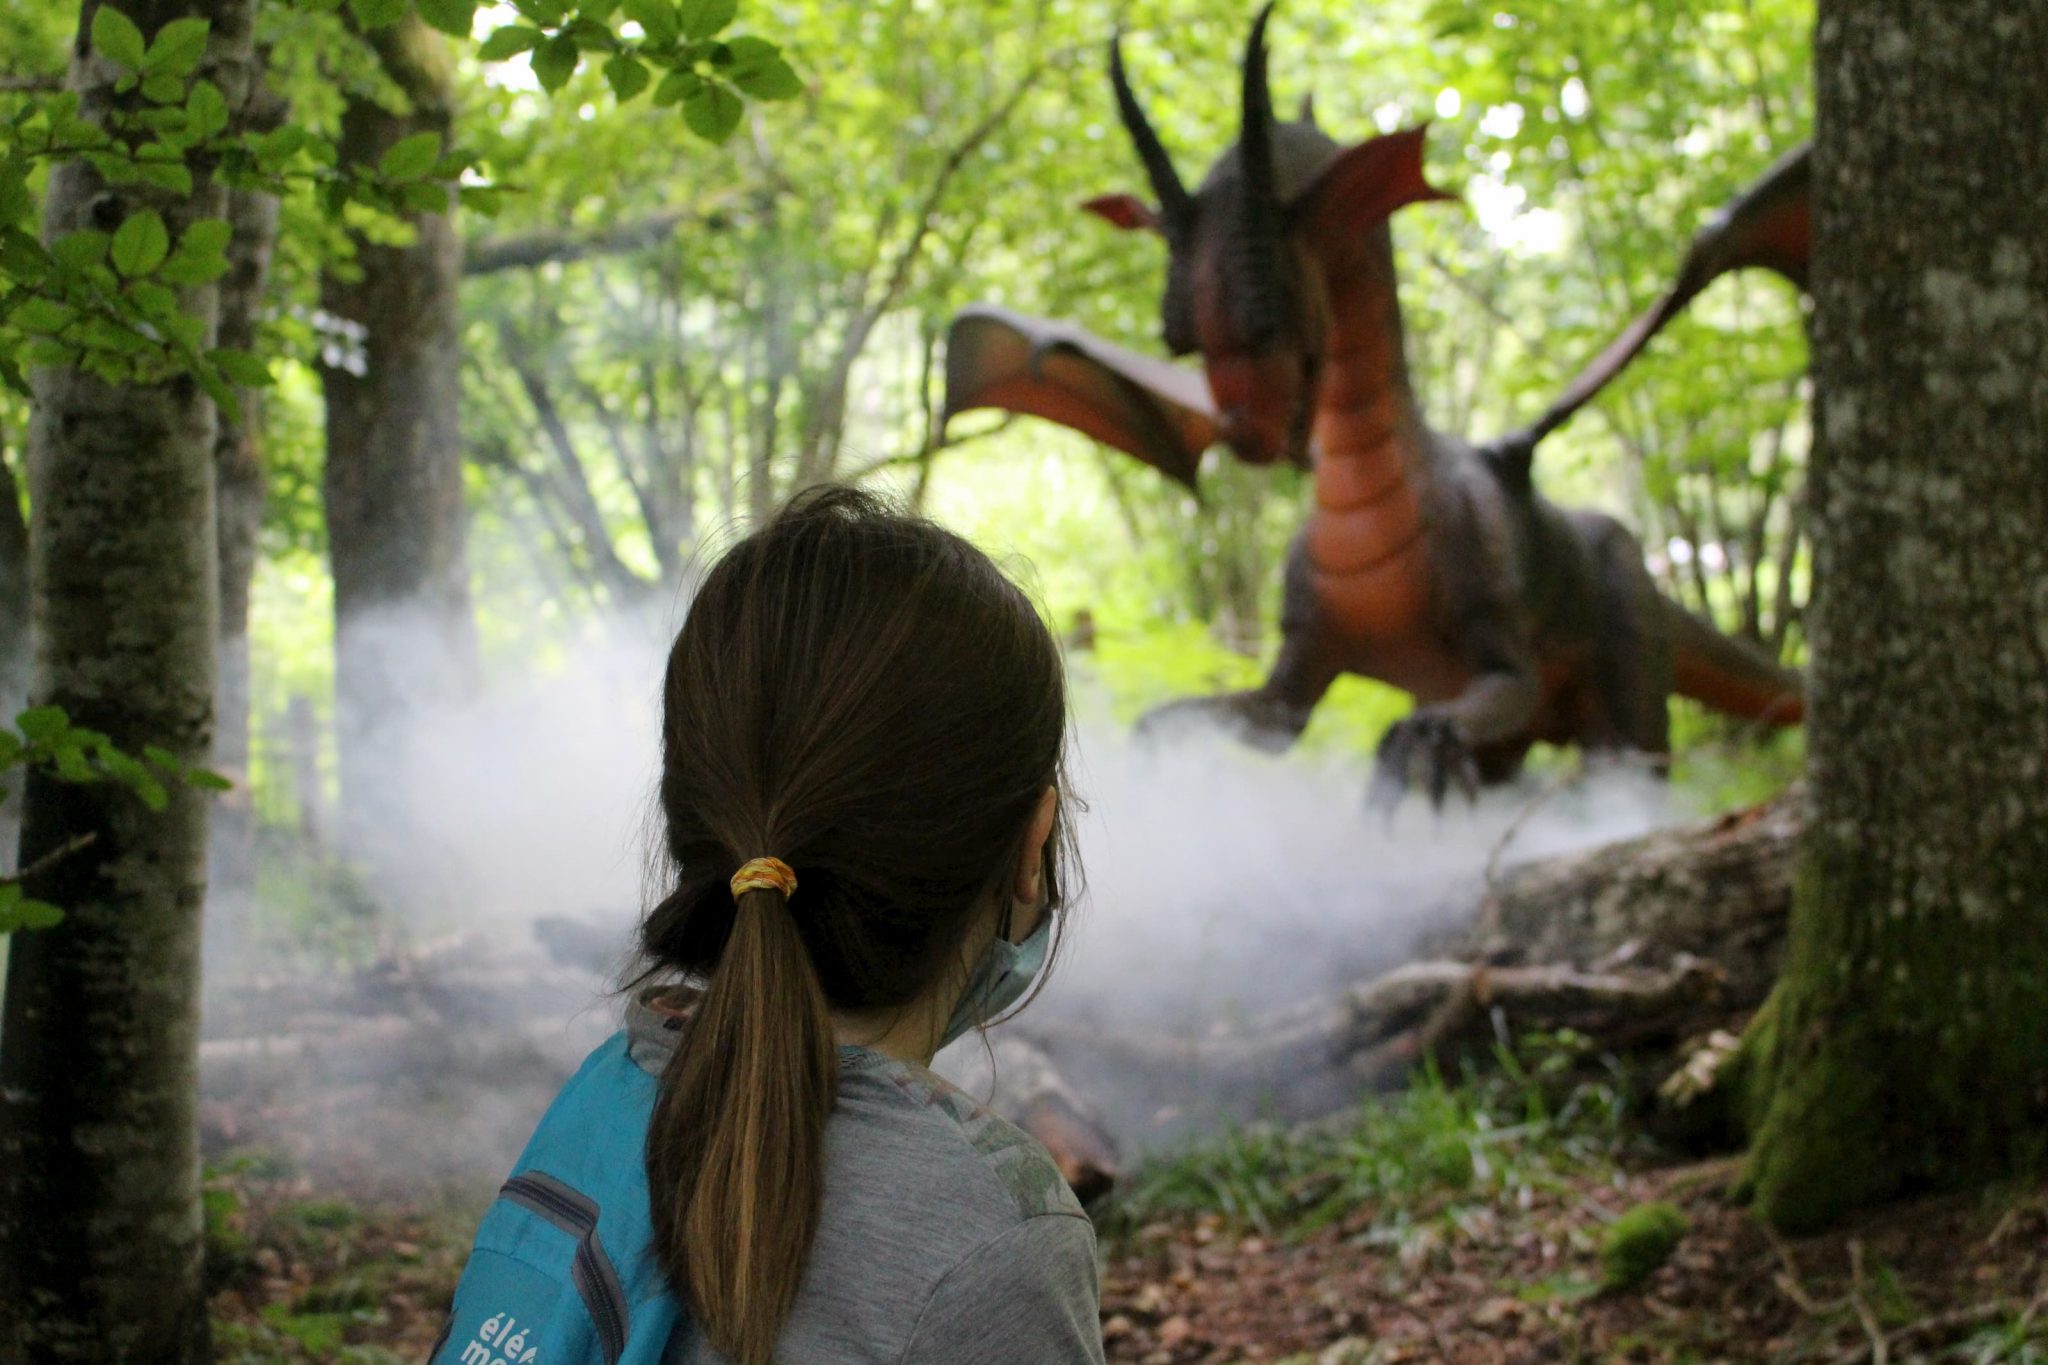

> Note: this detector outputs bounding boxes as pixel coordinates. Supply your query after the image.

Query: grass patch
[1100,1033,1649,1245]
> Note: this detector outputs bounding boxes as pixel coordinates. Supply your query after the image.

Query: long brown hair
[640,487,1073,1364]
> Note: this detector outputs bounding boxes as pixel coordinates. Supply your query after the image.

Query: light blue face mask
[937,910,1051,1050]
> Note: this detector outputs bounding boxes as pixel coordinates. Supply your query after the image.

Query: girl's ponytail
[646,878,836,1365]
[641,488,1074,1359]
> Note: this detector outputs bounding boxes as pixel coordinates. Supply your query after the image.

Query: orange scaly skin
[1300,236,1442,694]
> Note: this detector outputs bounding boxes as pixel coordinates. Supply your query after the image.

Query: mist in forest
[207,606,1678,1179]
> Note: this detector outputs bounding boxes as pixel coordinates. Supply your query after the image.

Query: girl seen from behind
[434,487,1103,1365]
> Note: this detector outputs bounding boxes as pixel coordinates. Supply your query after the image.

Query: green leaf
[14,297,75,335]
[346,0,407,30]
[141,17,211,78]
[417,0,476,36]
[602,53,649,101]
[0,883,67,935]
[681,78,740,141]
[196,361,237,423]
[52,229,112,269]
[621,0,678,44]
[457,183,505,215]
[16,706,69,742]
[127,279,178,318]
[727,42,799,101]
[675,0,735,41]
[178,217,231,259]
[253,124,308,164]
[91,6,148,70]
[186,767,233,792]
[377,130,441,181]
[141,72,187,103]
[128,160,193,195]
[475,24,543,59]
[397,181,446,213]
[185,80,229,139]
[531,34,579,92]
[650,68,700,106]
[110,210,170,276]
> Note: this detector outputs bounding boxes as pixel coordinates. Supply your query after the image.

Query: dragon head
[1083,3,1454,469]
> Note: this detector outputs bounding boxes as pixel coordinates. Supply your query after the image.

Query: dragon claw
[1371,711,1481,812]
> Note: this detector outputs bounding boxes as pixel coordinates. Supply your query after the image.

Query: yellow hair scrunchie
[729,856,798,901]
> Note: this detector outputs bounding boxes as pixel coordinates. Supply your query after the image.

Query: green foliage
[0,704,233,934]
[1102,1039,1644,1244]
[0,0,797,412]
[468,0,799,125]
[1597,1200,1687,1292]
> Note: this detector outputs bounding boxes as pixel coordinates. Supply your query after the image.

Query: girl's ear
[1295,126,1458,236]
[1013,786,1059,905]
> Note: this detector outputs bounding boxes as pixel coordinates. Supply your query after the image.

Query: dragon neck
[1307,226,1431,505]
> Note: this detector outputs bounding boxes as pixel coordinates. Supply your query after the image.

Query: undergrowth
[1099,1032,1653,1245]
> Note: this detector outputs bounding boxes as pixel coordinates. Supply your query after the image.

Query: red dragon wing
[942,304,1220,491]
[1487,142,1811,483]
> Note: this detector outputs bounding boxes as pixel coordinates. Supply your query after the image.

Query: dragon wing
[941,304,1220,491]
[1488,142,1811,482]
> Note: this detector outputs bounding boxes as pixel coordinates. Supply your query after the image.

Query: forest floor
[201,1053,2048,1365]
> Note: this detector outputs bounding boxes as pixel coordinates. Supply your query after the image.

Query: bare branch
[794,62,1047,486]
[5,832,98,888]
[463,209,733,277]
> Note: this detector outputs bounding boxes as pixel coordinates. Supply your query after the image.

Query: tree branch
[463,209,731,277]
[793,62,1046,487]
[4,832,98,888]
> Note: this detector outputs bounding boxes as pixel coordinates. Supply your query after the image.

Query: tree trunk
[1740,0,2048,1232]
[0,445,27,872]
[0,0,255,1352]
[207,180,281,977]
[319,15,477,849]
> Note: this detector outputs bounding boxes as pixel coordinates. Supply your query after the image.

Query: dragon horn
[1235,2,1286,338]
[1109,32,1192,226]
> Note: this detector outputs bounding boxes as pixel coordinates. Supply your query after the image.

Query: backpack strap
[434,1033,688,1365]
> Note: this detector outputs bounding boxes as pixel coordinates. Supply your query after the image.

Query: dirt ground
[1098,1158,2047,1364]
[206,1142,2046,1363]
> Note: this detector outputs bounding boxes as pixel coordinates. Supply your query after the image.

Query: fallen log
[1339,955,1729,1089]
[1468,785,1804,1007]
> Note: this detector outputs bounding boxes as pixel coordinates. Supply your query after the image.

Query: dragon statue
[942,5,1811,804]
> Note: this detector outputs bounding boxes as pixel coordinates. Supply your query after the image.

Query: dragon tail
[1661,596,1805,727]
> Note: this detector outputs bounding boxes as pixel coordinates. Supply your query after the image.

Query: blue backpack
[430,1032,693,1365]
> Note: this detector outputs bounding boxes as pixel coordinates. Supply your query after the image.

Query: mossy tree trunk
[318,15,477,850]
[0,0,256,1353]
[1739,0,2048,1233]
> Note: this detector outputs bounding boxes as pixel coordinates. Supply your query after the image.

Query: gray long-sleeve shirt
[626,992,1106,1365]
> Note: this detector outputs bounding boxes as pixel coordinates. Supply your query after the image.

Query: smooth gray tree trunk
[1739,0,2048,1232]
[0,446,27,871]
[0,0,255,1354]
[319,16,478,852]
